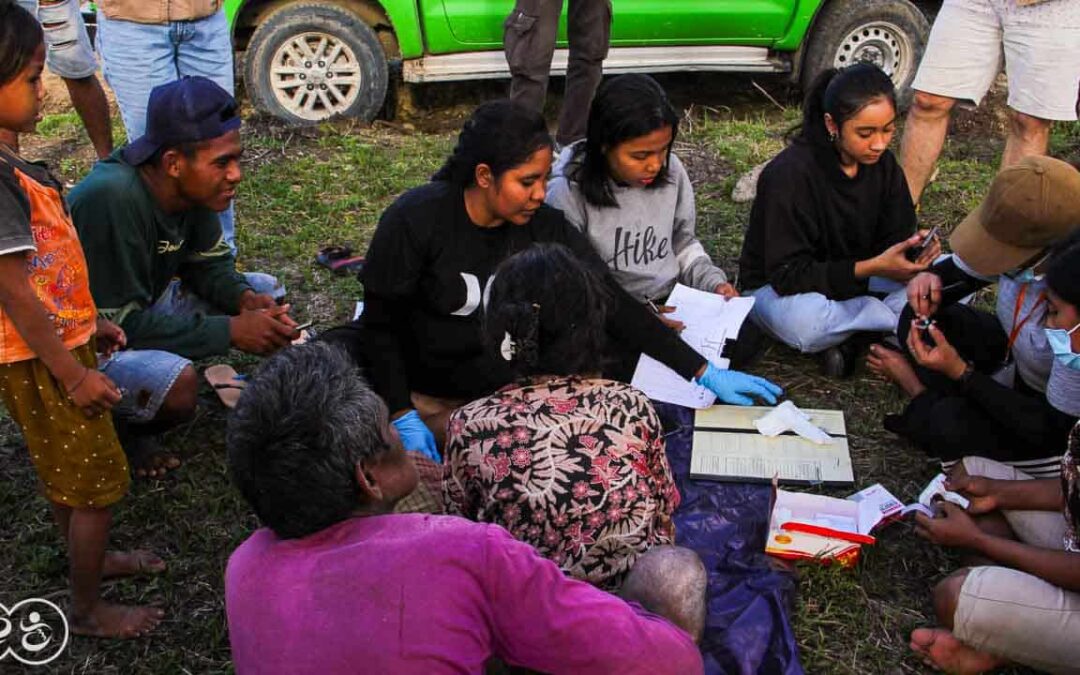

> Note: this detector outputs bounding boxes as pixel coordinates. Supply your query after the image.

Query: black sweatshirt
[738,141,916,299]
[359,181,706,413]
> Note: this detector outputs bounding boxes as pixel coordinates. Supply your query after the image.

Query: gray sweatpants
[503,0,611,145]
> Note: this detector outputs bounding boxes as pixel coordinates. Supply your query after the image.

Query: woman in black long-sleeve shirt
[322,101,781,458]
[738,64,937,377]
[867,165,1080,477]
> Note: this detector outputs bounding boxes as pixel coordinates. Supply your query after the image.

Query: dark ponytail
[483,243,610,379]
[791,63,896,147]
[0,0,44,86]
[576,74,679,207]
[432,100,552,187]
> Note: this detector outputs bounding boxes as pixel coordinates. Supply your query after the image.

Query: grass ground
[2,74,1078,673]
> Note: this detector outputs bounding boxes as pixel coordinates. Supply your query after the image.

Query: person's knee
[621,545,707,642]
[911,91,956,118]
[933,569,969,629]
[1008,110,1051,141]
[243,272,285,301]
[157,365,198,422]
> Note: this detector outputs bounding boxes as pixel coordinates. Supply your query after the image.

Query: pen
[644,296,661,314]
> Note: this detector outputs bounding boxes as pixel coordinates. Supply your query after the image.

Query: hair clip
[500,331,516,361]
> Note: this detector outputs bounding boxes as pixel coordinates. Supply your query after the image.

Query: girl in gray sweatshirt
[545,75,733,308]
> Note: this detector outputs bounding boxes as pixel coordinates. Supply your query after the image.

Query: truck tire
[801,0,929,107]
[244,2,389,124]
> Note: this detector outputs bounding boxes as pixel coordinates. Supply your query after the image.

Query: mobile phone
[906,225,940,262]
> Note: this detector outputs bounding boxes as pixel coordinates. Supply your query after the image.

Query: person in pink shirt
[224,342,706,675]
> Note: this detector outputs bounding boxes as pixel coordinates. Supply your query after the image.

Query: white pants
[749,279,907,354]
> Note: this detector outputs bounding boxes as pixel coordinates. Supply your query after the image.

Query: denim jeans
[100,272,283,421]
[95,9,238,252]
[749,279,908,354]
[17,0,98,79]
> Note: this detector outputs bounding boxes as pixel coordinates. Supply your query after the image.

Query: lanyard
[1006,283,1046,359]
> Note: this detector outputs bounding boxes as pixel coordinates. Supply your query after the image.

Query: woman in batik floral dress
[443,242,679,589]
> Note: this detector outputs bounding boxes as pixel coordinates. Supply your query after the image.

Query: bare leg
[620,546,707,642]
[52,503,166,579]
[123,365,198,478]
[908,571,1008,673]
[63,76,113,159]
[899,90,957,204]
[66,507,165,639]
[1001,109,1051,169]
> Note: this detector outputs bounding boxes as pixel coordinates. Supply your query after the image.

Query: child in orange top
[0,1,164,639]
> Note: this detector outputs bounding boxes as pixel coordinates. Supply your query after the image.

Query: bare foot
[867,344,926,398]
[124,436,181,479]
[71,601,164,639]
[910,627,1005,674]
[102,550,167,579]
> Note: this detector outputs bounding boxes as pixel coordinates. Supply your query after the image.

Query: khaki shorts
[954,457,1080,673]
[912,0,1080,120]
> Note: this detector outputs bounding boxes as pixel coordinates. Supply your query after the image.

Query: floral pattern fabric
[1061,422,1080,552]
[443,377,679,589]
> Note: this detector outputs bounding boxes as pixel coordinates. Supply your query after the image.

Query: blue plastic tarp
[654,402,803,675]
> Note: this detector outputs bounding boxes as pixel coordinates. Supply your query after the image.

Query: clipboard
[690,405,854,486]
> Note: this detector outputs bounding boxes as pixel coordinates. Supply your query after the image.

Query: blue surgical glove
[392,410,441,463]
[696,363,783,406]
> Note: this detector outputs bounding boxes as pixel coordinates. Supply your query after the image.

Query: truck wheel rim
[833,22,913,85]
[270,32,363,120]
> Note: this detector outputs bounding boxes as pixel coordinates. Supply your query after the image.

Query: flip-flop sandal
[204,365,247,409]
[316,245,365,275]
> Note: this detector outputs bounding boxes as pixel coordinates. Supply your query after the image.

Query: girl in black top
[738,63,937,377]
[322,101,781,458]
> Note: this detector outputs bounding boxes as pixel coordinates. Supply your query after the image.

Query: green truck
[205,0,932,123]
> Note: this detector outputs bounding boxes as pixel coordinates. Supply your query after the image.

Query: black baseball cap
[123,76,242,166]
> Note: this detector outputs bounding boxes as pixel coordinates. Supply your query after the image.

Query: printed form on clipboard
[690,405,854,486]
[630,284,756,408]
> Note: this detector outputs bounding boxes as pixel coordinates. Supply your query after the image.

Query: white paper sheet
[630,284,755,408]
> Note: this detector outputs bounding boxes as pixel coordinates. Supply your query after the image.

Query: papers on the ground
[630,284,755,408]
[753,400,833,444]
[690,405,852,486]
[900,473,970,517]
[353,301,365,321]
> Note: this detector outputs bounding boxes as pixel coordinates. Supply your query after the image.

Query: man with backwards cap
[867,155,1080,477]
[68,77,297,477]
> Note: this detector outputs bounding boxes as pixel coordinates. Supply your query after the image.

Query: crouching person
[224,342,706,674]
[69,76,297,477]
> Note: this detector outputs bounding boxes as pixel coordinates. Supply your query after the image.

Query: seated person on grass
[737,63,937,378]
[321,100,780,462]
[69,76,298,477]
[909,242,1080,673]
[868,158,1080,478]
[544,75,761,371]
[445,243,683,590]
[224,342,707,675]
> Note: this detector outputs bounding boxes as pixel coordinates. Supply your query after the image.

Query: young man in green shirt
[70,77,298,476]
